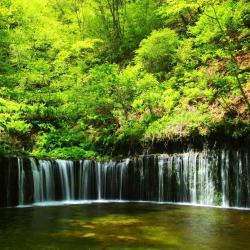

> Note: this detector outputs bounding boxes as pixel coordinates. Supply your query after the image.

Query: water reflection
[0,203,250,250]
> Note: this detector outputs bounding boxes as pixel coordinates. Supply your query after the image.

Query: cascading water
[221,150,229,207]
[120,159,129,200]
[56,160,75,201]
[79,160,93,200]
[18,158,25,206]
[158,158,164,202]
[0,148,249,208]
[96,162,102,200]
[30,159,56,203]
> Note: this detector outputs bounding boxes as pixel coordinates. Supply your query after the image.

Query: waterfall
[56,160,74,201]
[96,162,102,200]
[30,159,55,202]
[158,158,164,202]
[198,152,214,205]
[39,160,55,201]
[120,159,129,200]
[30,158,42,202]
[79,160,92,200]
[221,150,229,207]
[18,158,25,205]
[1,148,249,208]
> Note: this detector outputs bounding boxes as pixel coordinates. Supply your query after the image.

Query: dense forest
[0,0,249,159]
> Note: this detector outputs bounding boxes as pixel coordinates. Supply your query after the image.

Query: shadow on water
[0,203,250,250]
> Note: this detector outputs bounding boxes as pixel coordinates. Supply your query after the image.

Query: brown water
[0,202,250,250]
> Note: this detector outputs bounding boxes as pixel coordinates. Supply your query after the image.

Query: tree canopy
[0,0,249,159]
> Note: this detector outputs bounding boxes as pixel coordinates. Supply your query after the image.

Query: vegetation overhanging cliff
[0,0,249,159]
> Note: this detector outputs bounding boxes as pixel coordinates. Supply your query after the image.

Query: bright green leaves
[132,73,162,115]
[136,28,179,73]
[0,0,249,158]
[190,0,250,48]
[123,0,163,52]
[0,98,32,154]
[189,0,250,111]
[5,120,31,135]
[145,106,211,141]
[158,0,208,32]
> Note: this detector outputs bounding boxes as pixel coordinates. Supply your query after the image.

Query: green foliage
[136,28,179,73]
[0,0,249,159]
[32,147,97,160]
[145,106,211,141]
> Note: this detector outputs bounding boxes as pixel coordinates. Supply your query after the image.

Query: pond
[0,202,250,250]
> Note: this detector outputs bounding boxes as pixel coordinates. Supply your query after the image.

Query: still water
[0,202,250,250]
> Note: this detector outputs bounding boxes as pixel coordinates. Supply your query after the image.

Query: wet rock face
[0,157,19,207]
[0,148,249,208]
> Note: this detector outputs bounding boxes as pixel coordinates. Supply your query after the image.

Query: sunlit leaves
[0,0,249,158]
[136,28,179,73]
